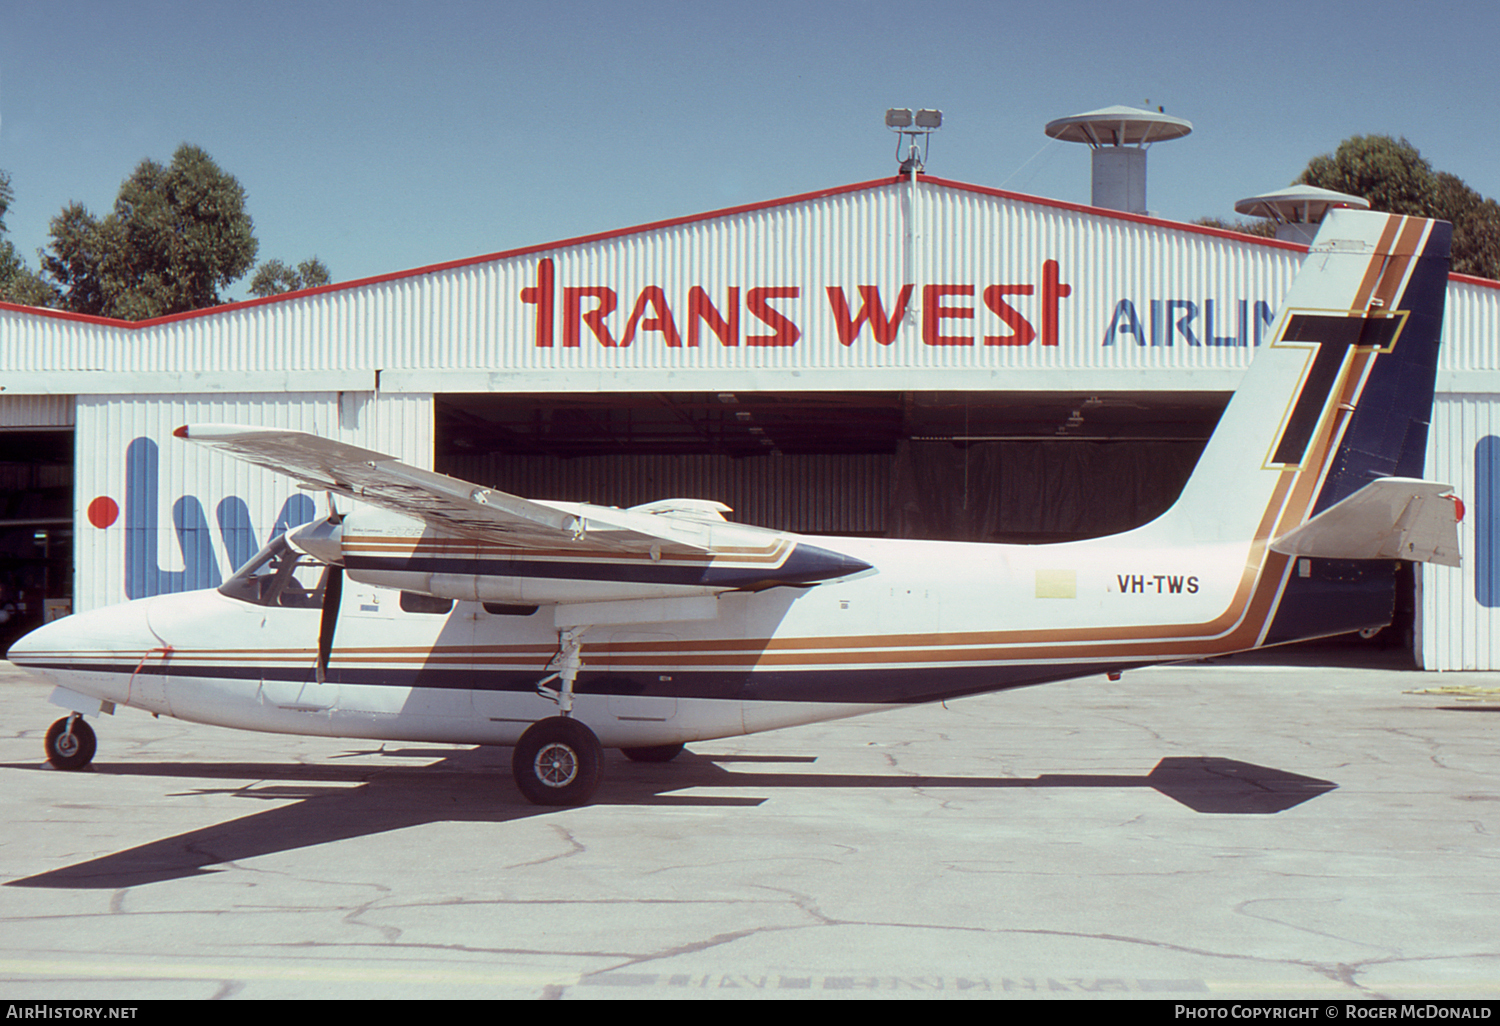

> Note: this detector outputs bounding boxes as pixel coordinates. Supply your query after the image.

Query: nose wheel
[44,715,97,770]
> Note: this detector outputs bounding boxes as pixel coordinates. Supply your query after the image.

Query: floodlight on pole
[886,106,942,173]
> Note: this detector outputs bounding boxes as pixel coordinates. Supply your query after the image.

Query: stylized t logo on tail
[1270,312,1406,467]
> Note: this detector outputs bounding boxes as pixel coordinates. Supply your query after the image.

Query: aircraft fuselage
[7,523,1385,753]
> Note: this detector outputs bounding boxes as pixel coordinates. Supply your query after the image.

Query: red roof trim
[921,175,1313,252]
[1451,271,1500,289]
[3,176,1495,329]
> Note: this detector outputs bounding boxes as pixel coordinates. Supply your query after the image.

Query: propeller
[316,564,343,684]
[296,496,347,686]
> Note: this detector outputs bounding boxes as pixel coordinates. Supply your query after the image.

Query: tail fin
[1165,209,1452,546]
[1154,210,1452,647]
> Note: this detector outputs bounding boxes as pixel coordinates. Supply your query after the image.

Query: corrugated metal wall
[0,394,74,428]
[1441,278,1500,375]
[1,178,1492,387]
[73,391,432,612]
[445,438,1206,541]
[446,452,892,535]
[0,179,1308,388]
[1423,393,1500,670]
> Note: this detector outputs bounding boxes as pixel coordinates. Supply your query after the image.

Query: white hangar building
[2,160,1498,670]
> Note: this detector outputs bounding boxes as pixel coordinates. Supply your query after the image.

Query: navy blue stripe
[15,658,1145,707]
[1261,558,1396,647]
[346,541,870,589]
[1262,227,1452,646]
[1309,223,1451,515]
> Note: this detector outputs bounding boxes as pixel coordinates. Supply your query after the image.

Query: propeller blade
[316,565,343,684]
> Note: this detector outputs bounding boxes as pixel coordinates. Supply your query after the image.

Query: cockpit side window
[219,537,329,608]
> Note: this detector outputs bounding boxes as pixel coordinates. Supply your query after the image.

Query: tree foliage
[249,257,332,298]
[1191,216,1276,238]
[0,170,57,307]
[1297,135,1434,215]
[40,144,259,319]
[1297,135,1500,279]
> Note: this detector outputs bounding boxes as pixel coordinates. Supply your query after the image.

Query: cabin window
[399,591,454,614]
[218,537,330,608]
[483,602,540,616]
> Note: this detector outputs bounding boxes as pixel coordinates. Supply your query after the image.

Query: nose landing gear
[44,715,97,770]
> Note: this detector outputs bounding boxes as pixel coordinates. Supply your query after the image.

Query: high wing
[174,424,871,600]
[178,423,691,551]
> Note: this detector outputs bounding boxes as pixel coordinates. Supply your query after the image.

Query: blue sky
[2,0,1496,299]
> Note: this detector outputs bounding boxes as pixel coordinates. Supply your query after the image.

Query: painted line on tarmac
[0,958,581,988]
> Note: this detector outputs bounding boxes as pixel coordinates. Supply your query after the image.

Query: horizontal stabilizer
[1269,478,1461,566]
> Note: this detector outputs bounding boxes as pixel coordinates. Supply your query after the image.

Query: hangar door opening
[0,429,73,652]
[435,391,1226,543]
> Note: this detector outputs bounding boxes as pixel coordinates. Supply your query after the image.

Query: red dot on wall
[87,496,120,529]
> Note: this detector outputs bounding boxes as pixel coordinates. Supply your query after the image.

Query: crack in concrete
[343,894,401,943]
[575,926,789,987]
[1234,897,1398,956]
[208,979,244,999]
[245,938,640,959]
[504,824,585,870]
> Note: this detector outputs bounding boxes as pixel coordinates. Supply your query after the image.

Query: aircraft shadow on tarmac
[3,749,1336,889]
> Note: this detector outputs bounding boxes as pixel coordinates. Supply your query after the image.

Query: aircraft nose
[6,597,159,675]
[6,614,63,668]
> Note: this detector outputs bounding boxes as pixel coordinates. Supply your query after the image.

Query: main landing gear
[514,627,687,804]
[515,626,604,806]
[512,716,604,806]
[44,714,97,770]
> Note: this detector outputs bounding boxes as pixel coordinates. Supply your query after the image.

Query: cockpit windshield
[218,536,331,608]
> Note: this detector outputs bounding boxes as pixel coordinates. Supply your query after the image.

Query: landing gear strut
[44,715,97,770]
[516,627,603,805]
[534,626,586,714]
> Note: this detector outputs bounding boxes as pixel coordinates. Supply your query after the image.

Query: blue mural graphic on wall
[123,436,316,600]
[1478,435,1499,608]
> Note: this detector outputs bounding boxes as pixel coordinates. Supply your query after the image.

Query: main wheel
[44,716,97,770]
[512,717,603,806]
[621,743,684,763]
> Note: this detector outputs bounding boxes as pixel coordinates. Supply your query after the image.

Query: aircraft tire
[621,743,684,763]
[44,716,97,771]
[512,717,603,806]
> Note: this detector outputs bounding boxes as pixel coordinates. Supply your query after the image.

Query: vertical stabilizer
[1152,209,1451,647]
[1164,210,1451,546]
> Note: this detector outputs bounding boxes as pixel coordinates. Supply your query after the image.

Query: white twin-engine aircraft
[9,210,1464,806]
